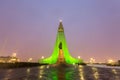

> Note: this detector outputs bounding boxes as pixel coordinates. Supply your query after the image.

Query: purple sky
[0,0,120,62]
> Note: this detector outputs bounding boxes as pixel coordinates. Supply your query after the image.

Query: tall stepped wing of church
[39,21,83,64]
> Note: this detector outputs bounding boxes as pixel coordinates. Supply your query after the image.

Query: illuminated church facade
[39,21,83,64]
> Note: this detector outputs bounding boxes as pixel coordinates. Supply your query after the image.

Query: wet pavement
[0,65,120,80]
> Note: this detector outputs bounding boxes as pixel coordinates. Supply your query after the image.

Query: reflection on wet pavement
[0,65,120,80]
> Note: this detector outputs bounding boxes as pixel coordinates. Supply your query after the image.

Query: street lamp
[108,59,115,64]
[28,58,33,62]
[78,56,81,59]
[41,56,44,59]
[90,58,95,64]
[12,53,17,57]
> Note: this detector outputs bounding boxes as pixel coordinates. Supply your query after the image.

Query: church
[39,21,83,64]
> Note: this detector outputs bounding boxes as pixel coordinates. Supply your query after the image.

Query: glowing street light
[28,58,33,62]
[78,56,81,59]
[108,59,115,64]
[90,58,95,64]
[12,53,17,57]
[41,56,44,59]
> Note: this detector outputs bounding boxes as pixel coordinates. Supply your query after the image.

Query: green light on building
[39,21,83,64]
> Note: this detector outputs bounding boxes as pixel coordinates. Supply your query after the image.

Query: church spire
[58,20,64,32]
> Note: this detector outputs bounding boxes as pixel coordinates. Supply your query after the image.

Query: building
[0,56,19,63]
[39,21,83,64]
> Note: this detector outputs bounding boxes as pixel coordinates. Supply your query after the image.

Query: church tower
[39,21,83,64]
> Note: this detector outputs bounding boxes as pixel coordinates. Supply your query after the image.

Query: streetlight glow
[78,56,81,59]
[28,58,33,62]
[90,58,95,64]
[12,53,17,57]
[41,56,44,59]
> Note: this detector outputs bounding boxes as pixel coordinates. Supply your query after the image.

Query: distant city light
[108,59,115,64]
[0,56,19,63]
[90,58,95,64]
[12,53,17,57]
[28,58,33,62]
[41,56,44,59]
[78,56,81,59]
